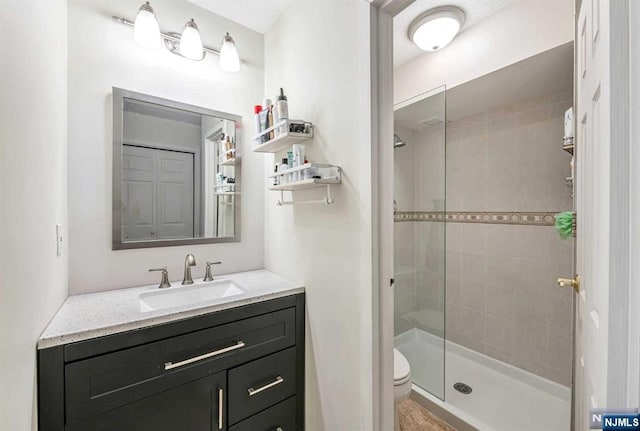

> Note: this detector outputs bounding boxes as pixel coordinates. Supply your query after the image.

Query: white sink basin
[139,279,245,312]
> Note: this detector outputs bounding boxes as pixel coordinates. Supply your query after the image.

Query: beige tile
[459,280,486,312]
[513,290,550,331]
[445,277,461,305]
[485,314,515,353]
[519,259,556,296]
[459,307,486,345]
[512,322,548,376]
[485,283,516,320]
[488,104,516,119]
[547,289,573,339]
[460,223,488,255]
[549,89,573,104]
[445,250,462,278]
[460,252,487,283]
[445,302,461,335]
[484,345,513,365]
[485,255,520,285]
[516,93,551,113]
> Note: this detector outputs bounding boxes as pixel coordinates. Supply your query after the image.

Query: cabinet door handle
[164,341,245,370]
[248,376,284,396]
[275,428,284,431]
[218,387,224,430]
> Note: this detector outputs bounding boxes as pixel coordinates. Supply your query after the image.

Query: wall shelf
[269,164,341,206]
[269,178,340,191]
[219,158,236,166]
[252,120,313,153]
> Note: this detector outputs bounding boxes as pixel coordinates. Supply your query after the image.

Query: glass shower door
[393,87,446,399]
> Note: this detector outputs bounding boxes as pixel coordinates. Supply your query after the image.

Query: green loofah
[555,212,574,239]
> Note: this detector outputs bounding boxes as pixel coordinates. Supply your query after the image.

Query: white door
[574,0,631,428]
[122,145,194,241]
[157,150,194,239]
[122,145,157,241]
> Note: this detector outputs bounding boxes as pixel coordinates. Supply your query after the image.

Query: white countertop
[38,270,304,349]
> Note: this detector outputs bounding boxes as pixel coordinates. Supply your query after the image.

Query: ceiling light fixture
[180,18,204,61]
[408,6,466,52]
[113,3,243,72]
[133,2,161,49]
[219,33,240,73]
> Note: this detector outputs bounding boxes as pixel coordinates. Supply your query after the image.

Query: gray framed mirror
[112,87,241,250]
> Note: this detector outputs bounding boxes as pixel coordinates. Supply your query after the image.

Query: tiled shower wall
[394,90,574,386]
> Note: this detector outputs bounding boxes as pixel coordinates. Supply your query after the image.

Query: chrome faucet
[203,261,222,282]
[149,267,171,289]
[182,254,197,285]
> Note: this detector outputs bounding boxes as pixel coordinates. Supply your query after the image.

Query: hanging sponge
[555,212,574,239]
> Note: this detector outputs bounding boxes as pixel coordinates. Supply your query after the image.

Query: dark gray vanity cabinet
[38,293,305,431]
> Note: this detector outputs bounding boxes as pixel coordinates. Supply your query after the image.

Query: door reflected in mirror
[113,88,240,249]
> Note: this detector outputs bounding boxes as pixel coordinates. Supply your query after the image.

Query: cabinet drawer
[229,396,297,431]
[228,347,297,425]
[66,372,226,431]
[65,308,295,424]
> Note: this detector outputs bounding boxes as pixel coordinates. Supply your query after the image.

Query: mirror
[112,88,241,249]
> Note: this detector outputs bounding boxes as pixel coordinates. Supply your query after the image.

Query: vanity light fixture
[133,2,161,49]
[409,6,466,52]
[113,3,243,71]
[180,18,204,60]
[219,33,240,73]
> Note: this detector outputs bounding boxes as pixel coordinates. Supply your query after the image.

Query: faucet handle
[149,267,171,289]
[203,261,222,282]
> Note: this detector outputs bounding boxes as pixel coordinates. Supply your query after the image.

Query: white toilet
[393,348,412,430]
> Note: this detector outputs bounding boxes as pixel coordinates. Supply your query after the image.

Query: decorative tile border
[394,211,557,226]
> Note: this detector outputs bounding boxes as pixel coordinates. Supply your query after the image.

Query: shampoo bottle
[277,88,289,134]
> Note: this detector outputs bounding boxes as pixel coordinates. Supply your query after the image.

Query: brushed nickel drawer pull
[218,387,224,430]
[276,428,284,431]
[248,376,284,396]
[164,341,245,370]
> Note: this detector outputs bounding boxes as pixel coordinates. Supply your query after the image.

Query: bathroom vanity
[37,270,305,431]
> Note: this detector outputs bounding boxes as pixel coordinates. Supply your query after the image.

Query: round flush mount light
[409,6,466,52]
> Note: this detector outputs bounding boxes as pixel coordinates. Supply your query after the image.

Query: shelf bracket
[276,185,335,206]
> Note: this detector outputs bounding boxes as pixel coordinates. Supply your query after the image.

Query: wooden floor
[398,399,456,431]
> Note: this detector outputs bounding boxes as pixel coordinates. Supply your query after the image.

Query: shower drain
[453,382,473,394]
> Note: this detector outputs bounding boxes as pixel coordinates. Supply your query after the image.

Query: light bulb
[133,2,161,49]
[180,19,204,60]
[220,33,240,72]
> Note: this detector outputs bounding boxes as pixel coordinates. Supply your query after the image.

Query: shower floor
[395,329,571,431]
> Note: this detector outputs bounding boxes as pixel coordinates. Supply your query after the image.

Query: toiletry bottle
[225,136,234,160]
[292,144,305,182]
[277,88,289,134]
[273,165,279,186]
[268,107,275,140]
[280,158,289,183]
[259,109,269,143]
[254,105,262,142]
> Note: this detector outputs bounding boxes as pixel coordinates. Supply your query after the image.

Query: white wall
[0,1,69,430]
[264,1,373,429]
[394,0,574,104]
[67,0,265,293]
